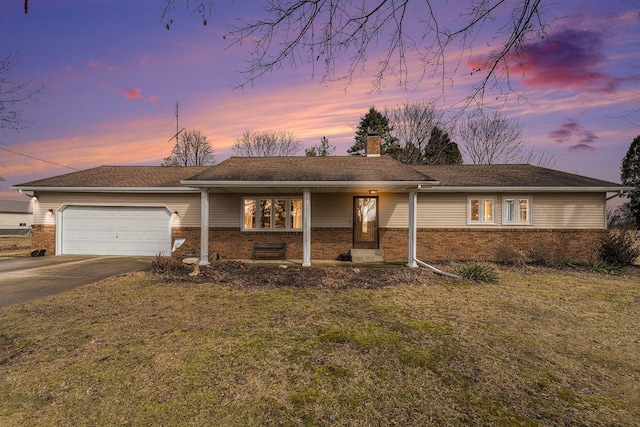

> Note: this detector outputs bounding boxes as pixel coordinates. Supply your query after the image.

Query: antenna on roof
[167,101,185,143]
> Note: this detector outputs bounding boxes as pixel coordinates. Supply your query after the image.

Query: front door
[353,196,379,249]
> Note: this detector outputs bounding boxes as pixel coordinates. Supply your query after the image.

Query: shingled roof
[413,164,624,188]
[13,161,626,192]
[185,156,433,182]
[15,166,209,189]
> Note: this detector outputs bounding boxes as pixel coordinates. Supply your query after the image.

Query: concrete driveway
[0,256,152,308]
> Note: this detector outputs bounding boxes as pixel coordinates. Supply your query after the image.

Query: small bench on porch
[252,242,287,260]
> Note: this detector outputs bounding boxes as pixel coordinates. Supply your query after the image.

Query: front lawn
[1,264,638,426]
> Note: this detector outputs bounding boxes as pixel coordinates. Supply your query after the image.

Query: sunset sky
[1,0,639,201]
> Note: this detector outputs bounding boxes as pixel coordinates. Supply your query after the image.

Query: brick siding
[32,224,605,264]
[414,228,605,264]
[30,224,55,256]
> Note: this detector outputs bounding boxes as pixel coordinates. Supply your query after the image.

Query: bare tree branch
[162,0,213,29]
[0,52,43,135]
[232,129,302,156]
[457,109,555,167]
[386,101,445,164]
[227,0,551,106]
[163,129,216,166]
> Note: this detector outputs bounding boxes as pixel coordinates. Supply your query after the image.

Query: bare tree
[163,129,215,166]
[386,101,445,164]
[232,129,302,157]
[457,109,555,167]
[1,51,44,179]
[1,51,42,136]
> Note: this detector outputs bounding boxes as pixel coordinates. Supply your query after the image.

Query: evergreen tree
[621,135,640,228]
[348,107,399,156]
[424,127,462,165]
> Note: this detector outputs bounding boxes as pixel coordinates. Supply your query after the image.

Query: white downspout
[302,189,311,267]
[407,190,418,268]
[200,189,209,266]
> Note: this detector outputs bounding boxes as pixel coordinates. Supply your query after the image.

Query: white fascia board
[11,186,199,193]
[421,186,633,193]
[180,180,437,188]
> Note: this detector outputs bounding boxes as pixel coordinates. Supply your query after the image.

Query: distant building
[0,200,33,235]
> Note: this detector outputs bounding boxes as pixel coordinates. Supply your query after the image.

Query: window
[243,197,303,230]
[503,197,531,224]
[467,196,496,225]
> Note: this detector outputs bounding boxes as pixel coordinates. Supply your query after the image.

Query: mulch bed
[151,259,441,289]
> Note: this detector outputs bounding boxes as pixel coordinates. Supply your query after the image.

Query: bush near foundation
[600,229,640,266]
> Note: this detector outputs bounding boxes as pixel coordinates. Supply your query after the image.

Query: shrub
[600,230,640,266]
[585,260,622,274]
[457,263,499,284]
[150,254,189,275]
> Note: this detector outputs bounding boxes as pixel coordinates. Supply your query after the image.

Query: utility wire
[0,145,80,171]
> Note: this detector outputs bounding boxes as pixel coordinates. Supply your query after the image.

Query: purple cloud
[548,119,598,151]
[569,144,597,152]
[578,130,599,144]
[549,119,582,143]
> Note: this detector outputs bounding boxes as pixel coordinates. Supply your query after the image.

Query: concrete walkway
[0,255,152,309]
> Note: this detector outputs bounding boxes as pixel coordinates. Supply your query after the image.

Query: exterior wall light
[369,190,378,195]
[47,209,54,215]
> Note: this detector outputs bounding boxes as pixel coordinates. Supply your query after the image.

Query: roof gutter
[606,190,629,201]
[18,189,35,198]
[11,186,201,193]
[421,186,633,193]
[180,180,438,188]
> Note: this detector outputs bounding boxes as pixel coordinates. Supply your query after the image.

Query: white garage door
[61,206,172,256]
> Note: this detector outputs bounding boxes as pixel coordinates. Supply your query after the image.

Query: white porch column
[200,189,209,266]
[302,189,311,267]
[407,190,418,268]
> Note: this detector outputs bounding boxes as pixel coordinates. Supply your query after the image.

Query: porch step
[350,249,385,263]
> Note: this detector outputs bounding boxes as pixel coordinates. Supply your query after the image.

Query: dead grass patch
[1,265,639,426]
[0,235,31,258]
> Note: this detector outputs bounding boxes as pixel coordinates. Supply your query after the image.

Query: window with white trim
[243,197,302,230]
[503,197,531,224]
[467,196,496,225]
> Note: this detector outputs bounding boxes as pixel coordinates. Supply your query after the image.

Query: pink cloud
[139,56,149,67]
[88,60,120,72]
[148,94,160,101]
[469,26,639,94]
[99,83,144,100]
[124,88,142,99]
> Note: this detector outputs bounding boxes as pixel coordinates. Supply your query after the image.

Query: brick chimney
[365,133,381,157]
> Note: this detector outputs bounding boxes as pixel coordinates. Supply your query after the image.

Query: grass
[1,262,639,426]
[0,235,31,259]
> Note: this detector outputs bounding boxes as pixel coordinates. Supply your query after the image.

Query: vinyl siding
[33,190,607,231]
[380,193,408,228]
[417,192,606,229]
[532,193,606,229]
[209,194,241,227]
[417,193,466,228]
[207,193,410,229]
[0,213,32,229]
[33,192,201,227]
[312,194,352,227]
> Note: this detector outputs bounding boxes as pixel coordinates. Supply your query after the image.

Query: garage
[61,206,172,256]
